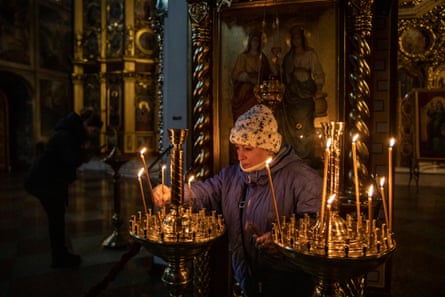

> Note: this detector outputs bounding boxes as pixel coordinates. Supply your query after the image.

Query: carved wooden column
[344,1,375,294]
[345,0,374,195]
[188,0,213,180]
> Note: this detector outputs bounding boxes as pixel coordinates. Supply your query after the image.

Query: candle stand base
[277,243,395,297]
[129,207,224,297]
[102,229,129,249]
[311,276,365,297]
[130,237,217,297]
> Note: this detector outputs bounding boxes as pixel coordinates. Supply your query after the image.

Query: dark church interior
[1,1,445,297]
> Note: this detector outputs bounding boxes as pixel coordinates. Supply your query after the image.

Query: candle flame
[162,164,166,170]
[389,138,395,147]
[326,138,332,148]
[368,184,374,197]
[327,194,336,205]
[352,134,359,142]
[265,157,272,167]
[140,147,146,155]
[188,175,195,183]
[138,168,144,178]
[380,177,385,188]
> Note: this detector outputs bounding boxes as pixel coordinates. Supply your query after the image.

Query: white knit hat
[229,104,282,153]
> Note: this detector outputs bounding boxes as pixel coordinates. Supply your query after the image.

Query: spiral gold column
[345,1,375,294]
[346,0,373,196]
[188,0,213,180]
[187,3,216,295]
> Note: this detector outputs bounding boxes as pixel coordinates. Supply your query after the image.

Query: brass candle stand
[273,122,396,297]
[129,129,225,297]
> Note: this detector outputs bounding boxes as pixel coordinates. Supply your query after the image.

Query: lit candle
[139,148,154,206]
[188,175,195,193]
[388,138,395,233]
[187,175,195,202]
[368,184,374,222]
[161,164,166,188]
[352,134,361,228]
[137,168,148,214]
[379,177,389,228]
[320,138,332,231]
[326,194,336,247]
[265,157,282,235]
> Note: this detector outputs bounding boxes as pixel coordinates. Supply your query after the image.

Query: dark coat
[25,112,89,199]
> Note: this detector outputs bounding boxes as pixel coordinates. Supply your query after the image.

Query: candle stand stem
[102,149,130,248]
[162,256,189,297]
[313,276,365,297]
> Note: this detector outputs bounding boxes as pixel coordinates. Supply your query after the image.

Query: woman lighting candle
[149,104,323,296]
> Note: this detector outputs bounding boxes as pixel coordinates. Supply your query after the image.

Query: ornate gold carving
[427,65,445,89]
[399,92,415,167]
[74,32,83,61]
[135,28,155,56]
[188,2,209,24]
[399,0,425,8]
[399,23,436,60]
[398,2,445,65]
[149,16,165,152]
[125,26,134,56]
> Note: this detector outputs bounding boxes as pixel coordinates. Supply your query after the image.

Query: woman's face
[235,144,272,169]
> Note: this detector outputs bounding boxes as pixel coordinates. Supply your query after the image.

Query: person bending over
[25,107,103,268]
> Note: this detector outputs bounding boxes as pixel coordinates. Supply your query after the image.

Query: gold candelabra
[129,128,225,297]
[273,122,396,297]
[254,78,285,107]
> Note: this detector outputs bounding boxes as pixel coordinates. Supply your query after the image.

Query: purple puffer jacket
[189,144,322,295]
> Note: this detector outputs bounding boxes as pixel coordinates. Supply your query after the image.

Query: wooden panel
[0,91,9,171]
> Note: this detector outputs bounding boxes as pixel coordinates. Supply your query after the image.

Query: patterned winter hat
[229,104,282,153]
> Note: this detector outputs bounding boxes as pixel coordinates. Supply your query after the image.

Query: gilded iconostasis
[397,0,445,167]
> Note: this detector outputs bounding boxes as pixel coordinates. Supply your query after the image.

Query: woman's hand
[254,232,280,254]
[152,184,171,207]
